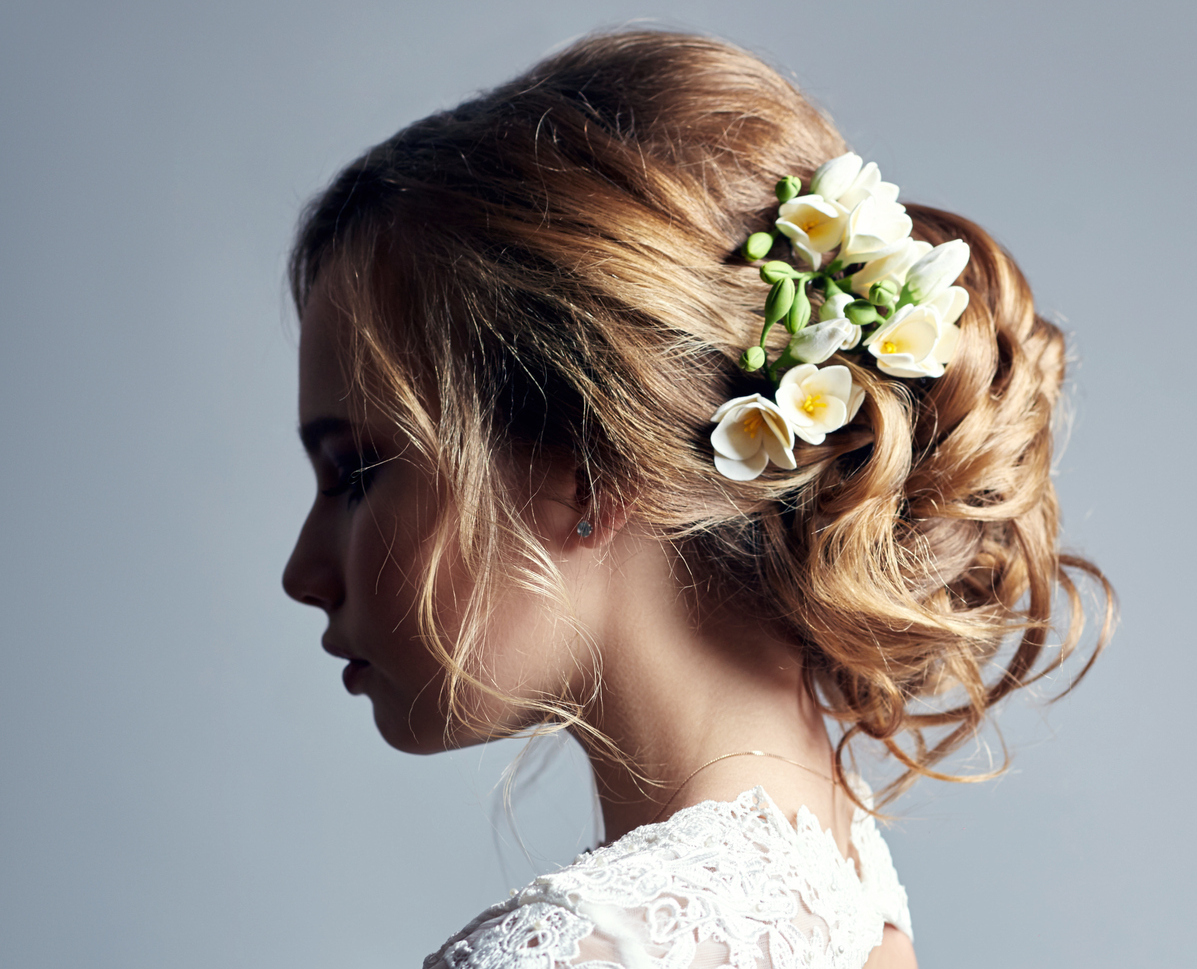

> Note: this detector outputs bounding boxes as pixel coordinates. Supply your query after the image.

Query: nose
[282,504,343,611]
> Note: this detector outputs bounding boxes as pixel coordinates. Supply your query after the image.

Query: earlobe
[529,459,634,552]
[572,468,635,549]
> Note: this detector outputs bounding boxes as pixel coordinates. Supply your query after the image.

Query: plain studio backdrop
[1,1,1193,966]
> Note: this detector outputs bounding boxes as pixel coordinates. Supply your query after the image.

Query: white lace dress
[424,784,912,969]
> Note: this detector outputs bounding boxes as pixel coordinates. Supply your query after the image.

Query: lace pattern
[426,785,911,969]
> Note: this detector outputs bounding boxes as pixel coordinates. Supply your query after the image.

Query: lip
[321,636,357,661]
[342,658,370,694]
[322,637,371,694]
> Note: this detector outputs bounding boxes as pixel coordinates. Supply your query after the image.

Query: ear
[571,463,634,550]
[525,455,634,553]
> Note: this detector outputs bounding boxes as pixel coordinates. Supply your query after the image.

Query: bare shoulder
[862,924,918,969]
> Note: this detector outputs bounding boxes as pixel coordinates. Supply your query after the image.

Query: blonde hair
[289,30,1112,805]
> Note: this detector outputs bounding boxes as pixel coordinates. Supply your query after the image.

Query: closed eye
[320,451,381,507]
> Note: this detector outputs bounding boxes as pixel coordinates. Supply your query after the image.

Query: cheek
[344,458,448,641]
[345,509,422,639]
[342,482,585,745]
[341,495,458,749]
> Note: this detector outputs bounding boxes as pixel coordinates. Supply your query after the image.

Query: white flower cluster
[711,153,971,481]
[711,366,865,481]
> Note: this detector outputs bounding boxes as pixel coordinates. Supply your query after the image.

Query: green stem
[767,342,805,385]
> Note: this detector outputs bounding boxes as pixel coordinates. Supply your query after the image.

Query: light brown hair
[289,30,1112,805]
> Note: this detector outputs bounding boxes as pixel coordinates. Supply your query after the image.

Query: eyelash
[320,454,378,507]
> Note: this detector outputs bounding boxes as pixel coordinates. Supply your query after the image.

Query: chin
[371,699,485,755]
[371,705,446,755]
[372,701,507,755]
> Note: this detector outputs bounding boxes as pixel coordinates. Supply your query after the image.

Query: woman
[282,30,1108,968]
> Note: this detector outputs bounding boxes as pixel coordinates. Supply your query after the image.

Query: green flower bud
[740,346,767,372]
[786,287,811,333]
[764,277,796,328]
[774,176,801,203]
[867,278,901,308]
[759,260,796,284]
[844,300,879,326]
[742,232,775,262]
[821,276,844,298]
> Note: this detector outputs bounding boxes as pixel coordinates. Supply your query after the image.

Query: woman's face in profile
[282,284,584,752]
[282,284,455,752]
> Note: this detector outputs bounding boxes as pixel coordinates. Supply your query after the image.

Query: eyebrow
[299,416,352,453]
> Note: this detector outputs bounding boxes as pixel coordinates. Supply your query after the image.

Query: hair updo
[289,30,1111,804]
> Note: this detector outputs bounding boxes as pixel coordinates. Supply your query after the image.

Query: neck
[566,530,845,850]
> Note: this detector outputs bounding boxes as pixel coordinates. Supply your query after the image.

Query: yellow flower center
[882,340,898,354]
[741,410,764,438]
[799,217,821,233]
[802,393,824,415]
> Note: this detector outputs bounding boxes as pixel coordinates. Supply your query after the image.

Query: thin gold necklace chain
[649,750,837,825]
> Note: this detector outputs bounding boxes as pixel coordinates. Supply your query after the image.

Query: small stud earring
[575,520,593,538]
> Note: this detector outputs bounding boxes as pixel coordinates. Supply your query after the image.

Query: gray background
[2,1,1193,966]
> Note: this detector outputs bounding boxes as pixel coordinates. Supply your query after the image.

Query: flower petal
[778,363,818,394]
[793,423,827,446]
[803,364,854,405]
[847,384,866,420]
[809,152,863,202]
[927,286,969,326]
[866,307,938,356]
[711,423,754,460]
[714,448,769,481]
[790,319,856,364]
[711,408,760,460]
[711,393,766,423]
[775,220,820,270]
[810,395,848,434]
[932,321,961,365]
[876,354,937,379]
[777,194,845,223]
[872,181,900,204]
[761,430,797,470]
[904,239,970,302]
[840,196,914,265]
[760,406,795,447]
[850,239,930,295]
[837,161,881,210]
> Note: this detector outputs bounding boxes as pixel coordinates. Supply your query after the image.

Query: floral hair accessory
[711,152,971,481]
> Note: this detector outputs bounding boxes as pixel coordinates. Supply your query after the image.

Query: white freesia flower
[903,239,970,303]
[776,195,848,270]
[850,238,932,296]
[838,195,913,266]
[789,318,860,364]
[864,299,964,378]
[783,292,863,364]
[775,364,860,445]
[710,394,797,481]
[836,161,901,210]
[809,153,863,202]
[810,153,901,211]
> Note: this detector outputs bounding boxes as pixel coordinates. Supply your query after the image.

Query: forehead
[297,283,353,424]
